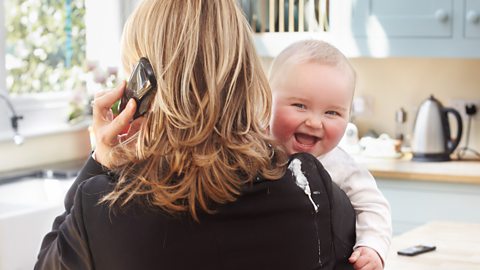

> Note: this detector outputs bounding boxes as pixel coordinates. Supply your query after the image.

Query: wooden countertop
[385,221,480,270]
[353,153,480,185]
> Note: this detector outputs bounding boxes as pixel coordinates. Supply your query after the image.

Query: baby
[269,40,392,270]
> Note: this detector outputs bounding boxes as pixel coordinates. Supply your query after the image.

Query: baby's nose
[305,114,323,128]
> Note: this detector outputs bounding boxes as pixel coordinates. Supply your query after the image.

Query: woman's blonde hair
[269,40,356,90]
[102,0,286,219]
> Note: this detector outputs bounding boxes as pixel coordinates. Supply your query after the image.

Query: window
[4,0,86,95]
[0,0,131,141]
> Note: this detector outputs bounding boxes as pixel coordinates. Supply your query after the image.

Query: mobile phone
[118,57,157,119]
[397,244,436,256]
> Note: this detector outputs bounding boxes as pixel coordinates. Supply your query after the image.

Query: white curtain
[85,0,140,72]
[120,0,141,26]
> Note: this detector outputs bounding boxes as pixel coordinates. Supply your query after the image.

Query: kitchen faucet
[0,93,24,145]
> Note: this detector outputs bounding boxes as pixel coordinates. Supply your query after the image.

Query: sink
[0,174,75,270]
[0,178,73,208]
[0,202,34,215]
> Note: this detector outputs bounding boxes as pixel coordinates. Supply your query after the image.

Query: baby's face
[270,62,353,157]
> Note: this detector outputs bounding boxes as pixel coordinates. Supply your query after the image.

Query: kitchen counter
[358,152,480,235]
[385,221,480,270]
[353,153,480,184]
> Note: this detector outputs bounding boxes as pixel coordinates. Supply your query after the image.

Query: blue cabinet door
[465,0,480,38]
[352,0,453,38]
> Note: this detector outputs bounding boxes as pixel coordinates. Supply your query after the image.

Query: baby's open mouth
[294,133,320,146]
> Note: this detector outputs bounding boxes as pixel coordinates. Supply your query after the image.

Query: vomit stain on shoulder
[288,158,318,212]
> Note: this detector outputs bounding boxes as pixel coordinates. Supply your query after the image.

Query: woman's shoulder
[76,173,116,201]
[288,152,333,176]
[289,152,324,168]
[287,152,332,186]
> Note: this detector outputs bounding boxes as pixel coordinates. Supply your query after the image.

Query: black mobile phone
[397,244,436,256]
[118,57,157,119]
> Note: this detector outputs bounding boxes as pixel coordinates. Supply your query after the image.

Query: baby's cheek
[313,120,348,155]
[270,110,294,140]
[271,123,290,142]
[326,124,347,145]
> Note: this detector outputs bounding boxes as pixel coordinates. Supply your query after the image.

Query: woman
[35,1,355,269]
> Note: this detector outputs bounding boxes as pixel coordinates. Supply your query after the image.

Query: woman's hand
[91,81,140,168]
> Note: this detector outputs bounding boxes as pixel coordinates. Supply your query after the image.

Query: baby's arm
[319,147,392,266]
[346,165,391,265]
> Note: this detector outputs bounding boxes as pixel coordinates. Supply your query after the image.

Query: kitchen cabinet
[352,152,480,235]
[0,177,75,270]
[351,0,453,38]
[376,178,480,235]
[466,0,480,38]
[351,0,480,57]
[252,0,480,58]
[0,159,83,270]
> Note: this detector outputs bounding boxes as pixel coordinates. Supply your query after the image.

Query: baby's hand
[348,246,383,270]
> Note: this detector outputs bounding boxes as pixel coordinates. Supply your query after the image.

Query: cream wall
[261,57,480,155]
[0,128,91,172]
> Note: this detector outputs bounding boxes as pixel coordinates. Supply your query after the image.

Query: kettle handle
[444,108,463,154]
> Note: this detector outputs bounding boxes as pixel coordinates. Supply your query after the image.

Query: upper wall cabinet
[351,0,453,38]
[248,0,480,58]
[466,0,480,38]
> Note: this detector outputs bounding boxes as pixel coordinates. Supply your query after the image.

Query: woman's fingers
[93,81,126,123]
[110,99,137,139]
[89,80,147,167]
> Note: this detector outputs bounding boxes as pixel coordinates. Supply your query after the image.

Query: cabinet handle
[466,10,480,24]
[435,9,449,23]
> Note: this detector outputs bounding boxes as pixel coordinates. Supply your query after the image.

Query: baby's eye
[292,103,306,109]
[326,110,341,116]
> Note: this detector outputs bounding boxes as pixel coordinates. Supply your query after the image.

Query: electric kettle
[411,95,463,161]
